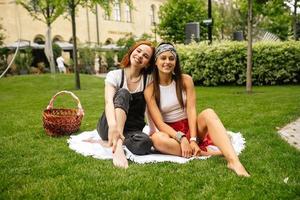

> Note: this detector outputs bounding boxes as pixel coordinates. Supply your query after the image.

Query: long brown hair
[152,42,184,109]
[120,40,155,74]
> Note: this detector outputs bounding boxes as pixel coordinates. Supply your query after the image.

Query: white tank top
[159,80,187,123]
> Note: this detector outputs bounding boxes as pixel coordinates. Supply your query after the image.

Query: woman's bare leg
[197,108,250,177]
[112,108,128,169]
[83,108,128,169]
[151,132,221,157]
[112,138,128,169]
[151,132,182,156]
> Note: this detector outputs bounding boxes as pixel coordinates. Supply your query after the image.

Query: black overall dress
[97,70,153,155]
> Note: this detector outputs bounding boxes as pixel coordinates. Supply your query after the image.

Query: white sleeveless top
[159,80,187,123]
[105,69,152,93]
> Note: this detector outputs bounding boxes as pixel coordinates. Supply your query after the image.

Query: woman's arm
[145,83,193,158]
[144,84,178,139]
[183,74,201,156]
[104,84,123,151]
[104,84,117,128]
[183,74,197,138]
[145,107,157,135]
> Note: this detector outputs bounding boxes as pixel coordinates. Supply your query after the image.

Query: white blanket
[67,129,246,164]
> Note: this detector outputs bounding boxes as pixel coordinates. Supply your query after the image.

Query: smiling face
[129,44,153,69]
[155,51,176,75]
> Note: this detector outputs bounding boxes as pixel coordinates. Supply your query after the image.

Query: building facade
[0,0,165,45]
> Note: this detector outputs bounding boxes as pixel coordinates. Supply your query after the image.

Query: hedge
[177,41,300,86]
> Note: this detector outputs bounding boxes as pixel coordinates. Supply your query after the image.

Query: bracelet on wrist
[190,136,199,144]
[176,131,186,143]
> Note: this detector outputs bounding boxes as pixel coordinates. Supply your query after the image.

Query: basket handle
[46,90,84,116]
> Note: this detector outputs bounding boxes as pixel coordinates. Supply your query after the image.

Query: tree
[213,1,247,40]
[233,0,290,40]
[286,0,300,40]
[17,0,64,74]
[246,0,253,93]
[0,18,5,46]
[256,0,291,40]
[157,0,207,43]
[245,0,290,92]
[213,0,291,40]
[293,0,299,40]
[213,0,291,92]
[62,0,128,89]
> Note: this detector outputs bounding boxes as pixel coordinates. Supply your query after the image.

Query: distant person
[56,55,66,74]
[94,55,100,74]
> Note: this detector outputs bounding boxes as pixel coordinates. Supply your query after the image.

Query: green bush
[52,43,62,60]
[116,35,135,62]
[105,51,116,70]
[177,41,300,86]
[78,47,95,74]
[14,47,33,74]
[0,47,9,75]
[116,33,156,62]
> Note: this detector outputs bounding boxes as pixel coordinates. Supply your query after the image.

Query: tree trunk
[293,0,299,40]
[45,26,56,73]
[95,4,100,45]
[220,0,225,40]
[246,0,253,93]
[86,6,91,44]
[208,0,213,44]
[70,0,80,89]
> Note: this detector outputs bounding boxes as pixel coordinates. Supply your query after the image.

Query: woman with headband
[144,42,250,177]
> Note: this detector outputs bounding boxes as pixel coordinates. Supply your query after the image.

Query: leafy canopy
[16,0,65,25]
[157,0,207,43]
[232,0,291,40]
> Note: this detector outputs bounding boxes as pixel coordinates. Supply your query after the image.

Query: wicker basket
[43,91,84,136]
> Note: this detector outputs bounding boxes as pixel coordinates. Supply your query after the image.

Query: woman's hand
[190,141,201,157]
[180,137,193,158]
[108,127,125,153]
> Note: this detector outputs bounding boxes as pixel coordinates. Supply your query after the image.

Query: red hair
[120,40,155,72]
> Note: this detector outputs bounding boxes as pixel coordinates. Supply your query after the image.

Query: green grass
[0,74,300,199]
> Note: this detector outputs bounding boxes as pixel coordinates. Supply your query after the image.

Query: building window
[125,3,131,22]
[52,35,63,43]
[150,4,156,25]
[33,35,45,44]
[104,10,110,20]
[105,38,113,45]
[69,37,80,44]
[113,0,121,21]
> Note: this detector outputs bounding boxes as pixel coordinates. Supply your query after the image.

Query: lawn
[0,74,299,199]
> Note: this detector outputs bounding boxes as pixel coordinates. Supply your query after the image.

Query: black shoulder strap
[143,73,147,91]
[120,69,124,88]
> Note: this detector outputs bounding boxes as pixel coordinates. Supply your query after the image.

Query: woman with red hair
[96,41,155,169]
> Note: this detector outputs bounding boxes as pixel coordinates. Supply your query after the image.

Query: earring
[172,70,175,75]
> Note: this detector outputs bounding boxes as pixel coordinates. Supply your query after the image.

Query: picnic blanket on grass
[67,128,246,164]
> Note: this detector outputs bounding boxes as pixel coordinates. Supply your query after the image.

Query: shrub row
[177,41,300,86]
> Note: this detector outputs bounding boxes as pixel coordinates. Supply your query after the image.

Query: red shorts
[167,119,214,151]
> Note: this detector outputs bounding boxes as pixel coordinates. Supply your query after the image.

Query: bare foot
[83,138,110,147]
[112,139,128,169]
[227,161,250,177]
